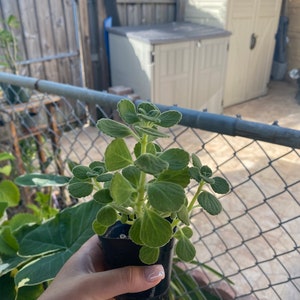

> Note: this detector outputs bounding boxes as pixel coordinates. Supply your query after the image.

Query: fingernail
[144,265,165,282]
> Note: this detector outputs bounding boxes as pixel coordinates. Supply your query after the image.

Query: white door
[153,41,194,107]
[224,0,282,107]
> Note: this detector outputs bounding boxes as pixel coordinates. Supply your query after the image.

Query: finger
[83,264,165,299]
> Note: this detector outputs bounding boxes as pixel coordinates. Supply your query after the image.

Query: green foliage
[0,15,20,74]
[68,99,230,264]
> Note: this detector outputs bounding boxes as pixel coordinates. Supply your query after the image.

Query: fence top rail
[1,72,300,149]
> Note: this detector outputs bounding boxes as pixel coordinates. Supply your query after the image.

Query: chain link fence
[0,73,299,299]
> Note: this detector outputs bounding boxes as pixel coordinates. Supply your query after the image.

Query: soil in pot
[99,222,174,300]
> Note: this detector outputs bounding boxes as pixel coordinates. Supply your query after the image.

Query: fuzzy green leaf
[189,166,201,182]
[211,177,230,194]
[191,154,202,168]
[139,246,159,265]
[117,99,139,124]
[198,191,222,215]
[158,110,182,127]
[137,102,158,114]
[97,118,133,137]
[148,182,185,212]
[93,189,113,204]
[129,218,143,245]
[105,138,133,171]
[110,173,135,204]
[72,165,92,179]
[177,205,189,225]
[140,210,172,247]
[134,153,168,175]
[157,168,190,188]
[96,206,118,227]
[122,166,141,188]
[159,149,189,170]
[68,182,93,198]
[134,126,169,138]
[200,165,213,178]
[175,237,196,262]
[0,226,19,256]
[92,220,108,235]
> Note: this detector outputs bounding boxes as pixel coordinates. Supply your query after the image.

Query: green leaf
[105,138,133,171]
[117,99,139,124]
[139,246,159,265]
[96,206,118,227]
[175,237,196,262]
[129,218,143,245]
[140,210,172,247]
[97,119,133,137]
[8,213,40,231]
[68,182,93,198]
[122,166,141,188]
[200,165,213,178]
[96,173,113,182]
[157,168,190,188]
[0,202,8,219]
[0,152,15,162]
[148,182,185,212]
[134,153,168,175]
[134,126,169,138]
[17,284,44,300]
[189,166,201,182]
[15,201,101,286]
[177,205,189,225]
[191,153,202,168]
[93,189,113,204]
[0,226,19,256]
[211,177,230,194]
[92,220,108,235]
[198,191,222,215]
[158,110,182,127]
[72,165,92,179]
[159,149,189,170]
[137,102,158,114]
[110,173,135,204]
[0,180,20,207]
[0,165,12,176]
[181,226,193,238]
[0,272,16,300]
[15,174,70,187]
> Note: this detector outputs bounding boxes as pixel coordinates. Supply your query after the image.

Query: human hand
[38,235,165,300]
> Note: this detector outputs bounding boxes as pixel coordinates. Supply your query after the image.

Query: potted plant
[0,14,29,104]
[64,99,230,299]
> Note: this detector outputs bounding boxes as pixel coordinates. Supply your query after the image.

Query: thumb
[85,264,165,299]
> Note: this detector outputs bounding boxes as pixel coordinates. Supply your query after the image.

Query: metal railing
[1,73,299,299]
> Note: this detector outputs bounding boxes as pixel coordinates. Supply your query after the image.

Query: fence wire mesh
[0,80,299,300]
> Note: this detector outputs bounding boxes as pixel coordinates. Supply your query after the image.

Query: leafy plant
[66,99,230,264]
[0,14,21,74]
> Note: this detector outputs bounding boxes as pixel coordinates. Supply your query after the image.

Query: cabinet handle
[250,33,257,50]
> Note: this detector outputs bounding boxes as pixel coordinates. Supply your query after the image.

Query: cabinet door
[191,38,229,113]
[152,41,194,107]
[224,0,282,106]
[245,0,282,100]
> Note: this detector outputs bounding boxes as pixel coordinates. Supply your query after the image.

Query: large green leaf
[117,99,139,124]
[0,180,20,206]
[147,181,185,212]
[104,138,133,171]
[159,149,189,170]
[140,210,172,248]
[158,110,182,127]
[157,168,190,188]
[198,191,222,215]
[110,172,135,204]
[134,153,168,175]
[97,118,133,137]
[15,174,70,187]
[15,200,101,286]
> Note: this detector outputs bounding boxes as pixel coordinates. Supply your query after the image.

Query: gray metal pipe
[1,72,300,149]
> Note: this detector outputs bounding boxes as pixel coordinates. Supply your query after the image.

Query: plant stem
[135,134,148,216]
[187,180,205,213]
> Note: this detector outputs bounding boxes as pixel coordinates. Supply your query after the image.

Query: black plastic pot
[99,222,174,300]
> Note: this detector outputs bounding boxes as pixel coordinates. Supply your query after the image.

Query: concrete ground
[223,80,300,129]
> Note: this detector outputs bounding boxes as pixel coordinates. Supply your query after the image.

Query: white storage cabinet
[184,0,283,107]
[108,22,230,113]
